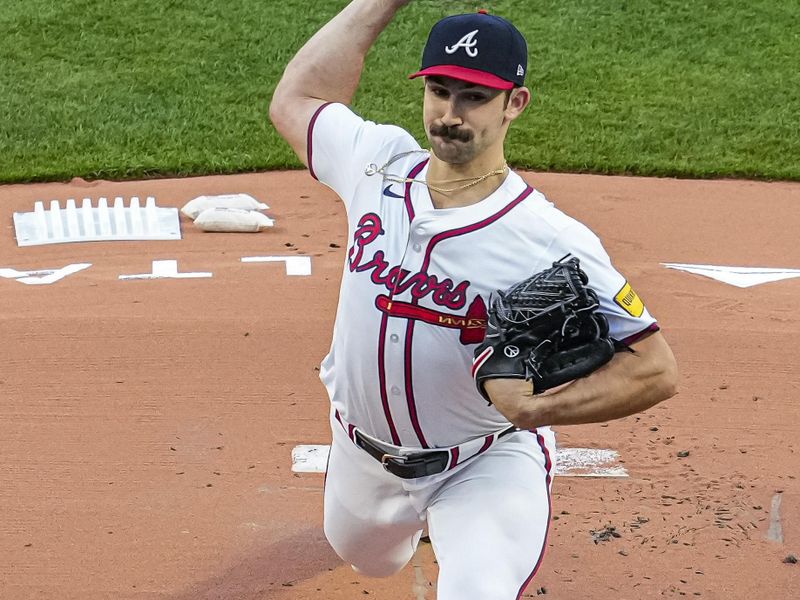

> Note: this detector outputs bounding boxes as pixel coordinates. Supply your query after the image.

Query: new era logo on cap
[409,11,528,90]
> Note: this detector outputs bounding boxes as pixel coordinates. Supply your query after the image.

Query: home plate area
[292,444,627,477]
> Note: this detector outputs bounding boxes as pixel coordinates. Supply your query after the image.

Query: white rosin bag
[181,193,269,220]
[193,207,275,232]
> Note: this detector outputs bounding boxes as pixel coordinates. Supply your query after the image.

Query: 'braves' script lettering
[348,213,469,310]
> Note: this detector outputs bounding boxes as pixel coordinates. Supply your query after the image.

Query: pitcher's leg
[323,422,426,577]
[427,430,555,600]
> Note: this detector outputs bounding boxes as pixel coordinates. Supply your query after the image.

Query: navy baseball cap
[409,10,528,90]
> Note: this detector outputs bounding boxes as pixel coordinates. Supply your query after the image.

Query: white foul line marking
[662,263,800,288]
[119,260,212,280]
[291,445,628,478]
[241,255,311,276]
[767,492,784,543]
[0,263,92,285]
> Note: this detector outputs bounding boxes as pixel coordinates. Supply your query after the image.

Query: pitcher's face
[423,76,512,164]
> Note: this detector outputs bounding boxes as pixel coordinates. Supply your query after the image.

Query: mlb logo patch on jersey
[614,282,644,317]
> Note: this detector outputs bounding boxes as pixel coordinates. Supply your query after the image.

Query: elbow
[653,352,679,404]
[665,364,679,399]
[269,90,296,143]
[269,71,297,131]
[269,88,286,130]
[634,332,679,407]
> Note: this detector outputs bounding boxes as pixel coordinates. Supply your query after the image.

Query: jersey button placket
[408,222,428,257]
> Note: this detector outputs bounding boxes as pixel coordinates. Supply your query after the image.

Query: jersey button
[390,385,402,395]
[390,334,399,342]
[412,243,421,252]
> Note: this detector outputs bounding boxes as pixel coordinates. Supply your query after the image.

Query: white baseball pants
[323,417,556,599]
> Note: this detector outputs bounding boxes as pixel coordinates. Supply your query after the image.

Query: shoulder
[313,103,416,151]
[513,180,585,236]
[310,103,420,179]
[505,176,609,264]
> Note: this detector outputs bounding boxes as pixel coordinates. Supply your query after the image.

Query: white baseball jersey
[309,102,657,449]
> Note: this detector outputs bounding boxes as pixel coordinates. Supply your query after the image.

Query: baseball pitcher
[270,1,678,598]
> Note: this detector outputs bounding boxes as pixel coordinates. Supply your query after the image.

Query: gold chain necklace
[365,150,508,194]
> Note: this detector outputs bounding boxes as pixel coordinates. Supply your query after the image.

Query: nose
[441,99,463,127]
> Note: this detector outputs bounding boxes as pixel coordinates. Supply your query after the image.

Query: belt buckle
[380,452,406,471]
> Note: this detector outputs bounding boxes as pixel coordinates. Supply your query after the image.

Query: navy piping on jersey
[514,430,554,599]
[306,102,334,181]
[393,185,535,447]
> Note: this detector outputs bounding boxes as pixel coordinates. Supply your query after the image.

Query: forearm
[273,0,408,106]
[530,348,676,427]
[486,333,679,429]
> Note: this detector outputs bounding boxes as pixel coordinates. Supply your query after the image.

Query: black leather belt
[354,431,450,479]
[354,427,516,479]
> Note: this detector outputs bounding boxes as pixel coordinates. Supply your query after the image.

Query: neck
[426,150,509,209]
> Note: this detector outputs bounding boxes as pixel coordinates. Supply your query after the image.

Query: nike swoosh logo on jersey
[383,185,403,199]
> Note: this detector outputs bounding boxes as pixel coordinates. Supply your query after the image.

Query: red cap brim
[408,65,514,90]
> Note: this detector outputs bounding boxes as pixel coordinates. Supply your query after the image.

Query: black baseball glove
[473,255,617,403]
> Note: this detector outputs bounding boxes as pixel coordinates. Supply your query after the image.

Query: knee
[438,566,522,600]
[350,559,405,578]
[323,523,409,578]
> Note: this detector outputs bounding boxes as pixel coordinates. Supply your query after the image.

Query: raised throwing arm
[269,0,411,164]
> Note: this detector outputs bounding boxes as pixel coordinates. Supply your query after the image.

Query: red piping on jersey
[403,320,430,448]
[403,158,429,222]
[377,312,402,445]
[515,430,553,599]
[395,158,428,446]
[306,102,333,181]
[535,429,554,487]
[334,409,357,443]
[421,186,534,272]
[371,157,429,446]
[622,322,660,346]
[401,185,535,447]
[447,432,495,471]
[477,434,494,456]
[448,447,460,470]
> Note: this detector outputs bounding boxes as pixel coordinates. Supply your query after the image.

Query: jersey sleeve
[551,222,659,345]
[307,102,417,209]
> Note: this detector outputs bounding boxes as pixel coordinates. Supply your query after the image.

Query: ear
[504,86,532,121]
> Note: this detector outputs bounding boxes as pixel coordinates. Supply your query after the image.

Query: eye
[467,93,489,102]
[430,87,449,98]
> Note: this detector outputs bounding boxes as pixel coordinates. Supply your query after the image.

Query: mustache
[429,124,473,143]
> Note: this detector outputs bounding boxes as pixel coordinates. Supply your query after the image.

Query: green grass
[1,0,798,183]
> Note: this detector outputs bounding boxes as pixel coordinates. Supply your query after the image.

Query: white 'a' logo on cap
[445,29,479,57]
